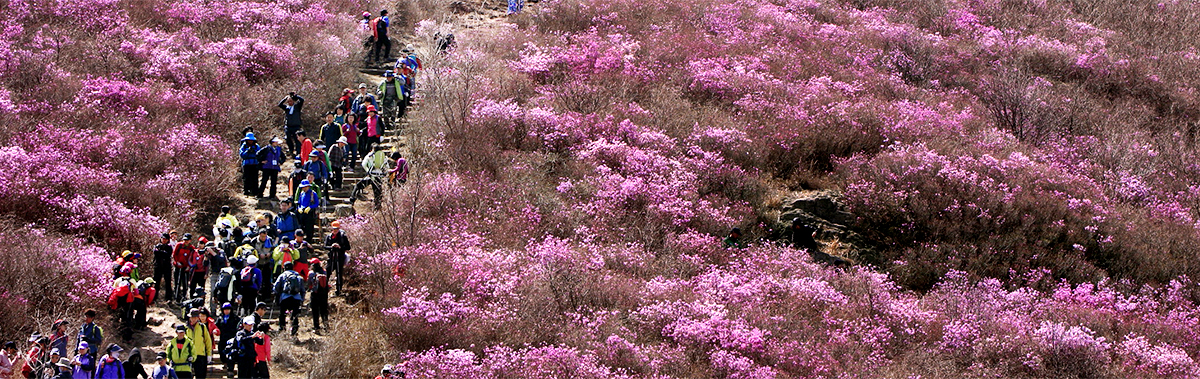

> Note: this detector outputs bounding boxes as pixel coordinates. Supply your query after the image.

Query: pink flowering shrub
[335,0,1200,376]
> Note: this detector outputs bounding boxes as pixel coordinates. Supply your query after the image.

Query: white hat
[220,220,232,228]
[337,136,348,144]
[246,255,259,265]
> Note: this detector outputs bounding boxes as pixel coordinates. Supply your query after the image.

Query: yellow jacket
[186,321,213,357]
[273,246,296,271]
[166,337,194,372]
[215,214,239,230]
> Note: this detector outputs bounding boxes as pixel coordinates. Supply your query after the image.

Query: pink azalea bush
[0,0,370,334]
[331,0,1200,376]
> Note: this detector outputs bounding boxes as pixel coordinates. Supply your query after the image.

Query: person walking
[389,152,409,184]
[94,345,124,379]
[121,348,146,379]
[359,12,374,62]
[151,352,177,379]
[351,84,377,124]
[153,233,174,301]
[213,304,238,377]
[70,343,94,379]
[362,106,383,153]
[324,222,350,295]
[318,112,341,150]
[302,153,328,203]
[306,259,330,332]
[329,137,347,190]
[232,319,262,379]
[79,310,104,358]
[48,320,69,358]
[187,241,208,290]
[257,138,284,199]
[277,93,305,156]
[370,10,391,64]
[166,326,194,379]
[340,114,360,170]
[173,234,197,302]
[272,262,305,336]
[236,256,262,317]
[275,199,300,241]
[239,133,260,196]
[378,71,403,124]
[185,310,212,379]
[251,323,270,379]
[295,181,320,239]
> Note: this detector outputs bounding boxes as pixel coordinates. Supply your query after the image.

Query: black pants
[239,287,258,317]
[285,126,301,156]
[310,291,329,329]
[242,164,259,196]
[236,359,256,379]
[328,253,345,293]
[299,212,317,241]
[331,166,343,189]
[372,36,391,62]
[255,361,269,379]
[278,297,301,334]
[179,371,194,379]
[194,356,208,379]
[132,299,148,330]
[154,264,173,300]
[258,169,279,198]
[190,271,206,290]
[174,266,189,304]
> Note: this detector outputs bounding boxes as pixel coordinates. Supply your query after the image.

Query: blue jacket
[297,189,320,210]
[275,211,299,239]
[259,146,283,171]
[240,143,260,166]
[96,357,124,379]
[304,160,328,182]
[273,270,306,301]
[79,323,103,356]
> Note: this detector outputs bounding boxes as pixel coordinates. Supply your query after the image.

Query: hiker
[133,279,156,331]
[252,323,270,379]
[275,199,300,241]
[213,304,238,377]
[48,320,69,358]
[151,352,177,379]
[166,325,193,379]
[122,348,146,379]
[330,137,348,190]
[297,130,314,164]
[353,146,391,208]
[239,133,260,196]
[722,228,745,249]
[319,112,341,149]
[232,318,262,379]
[508,0,524,14]
[302,152,328,203]
[273,261,305,336]
[108,275,136,340]
[277,93,305,156]
[186,310,212,379]
[378,70,403,123]
[370,9,391,64]
[287,159,307,199]
[187,239,208,290]
[21,333,48,379]
[95,344,124,379]
[337,89,354,115]
[179,286,207,321]
[272,241,296,281]
[257,137,284,199]
[46,348,62,378]
[79,310,104,358]
[306,259,331,332]
[790,218,820,252]
[359,12,374,61]
[389,152,409,184]
[70,343,93,379]
[296,181,320,239]
[173,234,197,301]
[351,84,377,124]
[237,256,262,317]
[250,231,275,291]
[292,231,314,280]
[154,234,174,301]
[362,105,383,152]
[324,221,350,295]
[0,342,15,379]
[341,113,361,168]
[213,267,237,311]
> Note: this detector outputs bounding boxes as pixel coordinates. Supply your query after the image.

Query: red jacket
[188,248,207,273]
[173,243,195,267]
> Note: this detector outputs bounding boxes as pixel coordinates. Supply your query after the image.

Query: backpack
[224,337,241,360]
[240,267,255,283]
[369,17,381,38]
[282,272,302,295]
[216,271,234,291]
[316,273,330,289]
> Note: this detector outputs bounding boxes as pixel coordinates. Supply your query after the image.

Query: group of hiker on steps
[0,9,425,379]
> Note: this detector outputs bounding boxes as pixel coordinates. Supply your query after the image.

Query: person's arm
[277,97,288,110]
[294,95,304,111]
